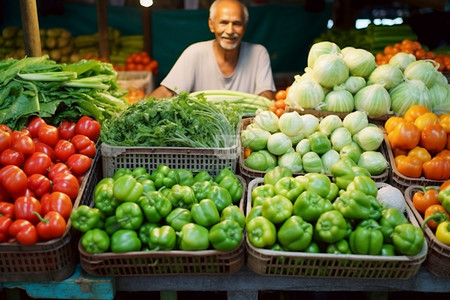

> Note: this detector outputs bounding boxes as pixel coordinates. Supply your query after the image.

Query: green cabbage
[352,126,384,151]
[307,41,341,68]
[343,76,366,94]
[354,84,391,118]
[295,138,311,156]
[404,60,439,88]
[321,149,340,174]
[330,127,352,151]
[390,79,432,116]
[342,111,369,135]
[318,115,343,136]
[279,111,303,136]
[253,110,279,133]
[267,132,293,156]
[388,52,416,72]
[286,76,325,109]
[312,54,349,88]
[278,149,303,173]
[357,151,388,175]
[367,64,404,90]
[342,48,376,78]
[240,127,271,150]
[322,89,354,113]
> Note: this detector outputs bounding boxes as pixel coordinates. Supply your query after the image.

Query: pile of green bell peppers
[73,165,245,254]
[247,173,424,257]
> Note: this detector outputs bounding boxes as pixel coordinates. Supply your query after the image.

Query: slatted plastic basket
[79,175,246,277]
[239,117,390,184]
[245,178,427,279]
[0,151,101,282]
[404,185,450,277]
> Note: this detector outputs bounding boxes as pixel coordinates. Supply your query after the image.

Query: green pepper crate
[245,178,427,279]
[100,121,241,178]
[239,117,390,184]
[385,134,448,192]
[404,186,450,277]
[0,150,102,282]
[78,175,247,276]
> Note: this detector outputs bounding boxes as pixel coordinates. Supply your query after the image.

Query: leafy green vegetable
[100,92,242,148]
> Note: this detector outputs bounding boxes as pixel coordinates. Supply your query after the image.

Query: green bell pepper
[104,215,122,236]
[277,215,313,251]
[138,222,158,244]
[245,151,269,171]
[167,184,197,209]
[131,167,151,180]
[274,177,304,202]
[148,225,176,251]
[94,178,120,216]
[339,144,362,164]
[330,157,356,190]
[193,170,212,183]
[246,216,276,248]
[326,182,339,202]
[293,191,333,222]
[263,166,292,186]
[191,180,216,201]
[111,229,142,253]
[379,208,408,243]
[138,191,172,223]
[191,199,221,227]
[115,202,143,230]
[369,195,383,220]
[213,167,235,184]
[391,223,424,256]
[346,175,378,198]
[305,173,331,199]
[327,239,351,254]
[165,208,193,231]
[138,178,156,194]
[221,205,245,229]
[81,228,110,253]
[349,219,383,255]
[315,210,347,243]
[251,184,275,206]
[262,195,293,224]
[301,152,323,173]
[304,241,320,253]
[209,219,243,251]
[207,185,233,212]
[246,205,263,223]
[70,205,103,233]
[113,175,144,202]
[380,244,396,256]
[309,132,331,154]
[333,190,371,220]
[149,165,180,189]
[176,169,195,186]
[178,223,210,251]
[218,175,243,203]
[113,168,132,181]
[438,188,450,213]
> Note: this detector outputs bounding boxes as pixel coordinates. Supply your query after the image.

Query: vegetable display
[73,166,245,253]
[0,116,98,244]
[246,170,424,256]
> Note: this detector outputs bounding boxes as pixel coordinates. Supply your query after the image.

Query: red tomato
[40,192,73,221]
[9,219,38,245]
[0,215,12,242]
[0,184,12,203]
[26,116,47,139]
[34,141,56,162]
[38,124,59,148]
[0,165,28,199]
[420,124,447,154]
[66,154,92,176]
[53,140,76,162]
[36,211,66,240]
[27,174,52,198]
[12,135,35,156]
[71,134,96,158]
[0,148,25,167]
[48,162,72,180]
[0,124,12,133]
[10,129,31,145]
[0,130,11,153]
[75,116,101,142]
[51,172,80,201]
[14,196,42,224]
[23,152,52,176]
[58,120,77,140]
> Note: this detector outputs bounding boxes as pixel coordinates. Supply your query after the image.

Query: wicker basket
[0,151,101,282]
[239,117,390,184]
[79,175,247,277]
[245,178,427,279]
[385,134,447,192]
[117,71,154,94]
[404,185,450,277]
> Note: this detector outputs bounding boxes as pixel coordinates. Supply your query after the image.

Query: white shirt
[161,40,276,95]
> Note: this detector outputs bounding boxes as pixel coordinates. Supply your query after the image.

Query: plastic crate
[100,121,241,178]
[385,134,447,191]
[239,117,390,184]
[117,71,154,94]
[0,150,102,282]
[79,175,247,277]
[404,185,450,277]
[245,178,427,279]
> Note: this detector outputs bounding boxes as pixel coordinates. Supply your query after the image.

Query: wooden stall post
[96,0,110,59]
[142,5,153,59]
[19,0,42,57]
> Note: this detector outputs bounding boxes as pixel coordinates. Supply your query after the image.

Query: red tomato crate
[245,178,427,279]
[0,151,101,282]
[404,186,450,277]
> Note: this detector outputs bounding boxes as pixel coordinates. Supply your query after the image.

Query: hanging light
[140,0,153,7]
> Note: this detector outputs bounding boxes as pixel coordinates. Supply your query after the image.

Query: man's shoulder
[241,41,268,53]
[184,40,213,53]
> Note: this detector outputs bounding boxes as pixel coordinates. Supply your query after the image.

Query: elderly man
[149,0,276,99]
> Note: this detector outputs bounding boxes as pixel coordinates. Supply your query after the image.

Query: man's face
[209,1,246,50]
